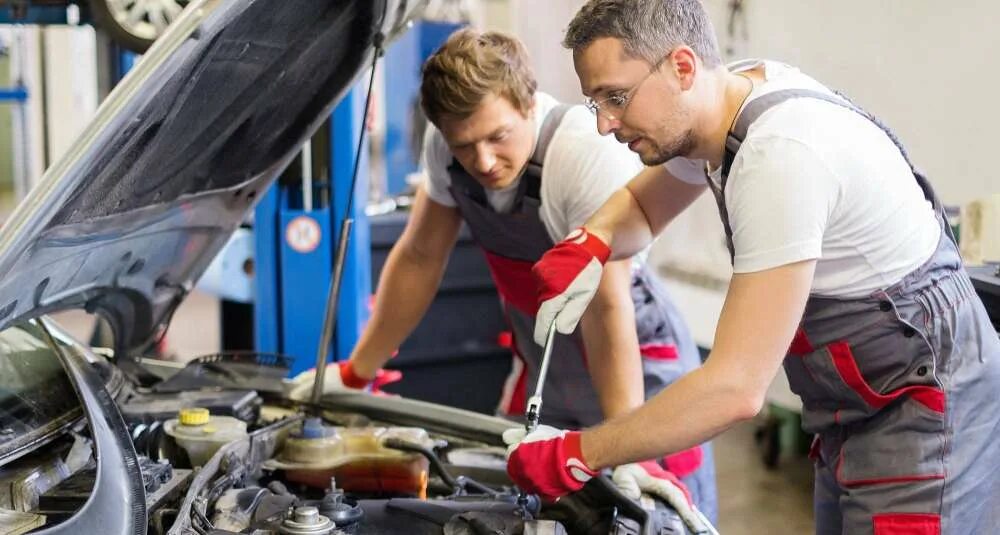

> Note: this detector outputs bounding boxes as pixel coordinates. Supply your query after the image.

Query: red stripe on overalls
[787,330,945,414]
[827,342,945,414]
[788,327,815,356]
[872,513,941,535]
[483,250,540,415]
[483,250,540,316]
[639,344,680,360]
[828,342,946,487]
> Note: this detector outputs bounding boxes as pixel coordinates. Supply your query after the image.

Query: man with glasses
[505,0,1000,533]
[304,28,717,520]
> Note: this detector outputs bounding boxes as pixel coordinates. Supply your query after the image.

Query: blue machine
[382,20,464,197]
[0,6,73,25]
[254,85,372,377]
[253,21,463,377]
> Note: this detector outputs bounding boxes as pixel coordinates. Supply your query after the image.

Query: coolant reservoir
[164,408,248,466]
[265,418,430,497]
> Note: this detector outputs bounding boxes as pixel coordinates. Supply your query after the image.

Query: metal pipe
[302,140,313,212]
[518,317,558,517]
[525,318,558,432]
[310,219,353,404]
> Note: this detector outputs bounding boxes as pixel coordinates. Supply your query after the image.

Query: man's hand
[286,360,402,400]
[533,228,611,345]
[503,425,598,501]
[613,461,716,535]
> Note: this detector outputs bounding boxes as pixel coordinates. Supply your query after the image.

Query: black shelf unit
[969,264,1000,332]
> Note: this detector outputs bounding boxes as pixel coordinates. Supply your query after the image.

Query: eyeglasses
[584,57,666,121]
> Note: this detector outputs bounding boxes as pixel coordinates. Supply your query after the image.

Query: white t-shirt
[664,60,940,297]
[423,92,645,245]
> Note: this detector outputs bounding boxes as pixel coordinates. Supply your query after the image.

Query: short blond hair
[420,28,538,126]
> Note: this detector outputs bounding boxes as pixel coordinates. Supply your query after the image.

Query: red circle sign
[285,215,322,254]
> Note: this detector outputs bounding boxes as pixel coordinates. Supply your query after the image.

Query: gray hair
[563,0,722,68]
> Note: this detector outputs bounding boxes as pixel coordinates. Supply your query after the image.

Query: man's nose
[474,147,496,174]
[596,113,619,136]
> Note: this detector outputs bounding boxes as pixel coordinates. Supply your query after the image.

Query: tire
[88,0,190,53]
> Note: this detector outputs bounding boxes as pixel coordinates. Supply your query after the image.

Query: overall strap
[721,88,956,247]
[522,103,573,198]
[532,103,573,166]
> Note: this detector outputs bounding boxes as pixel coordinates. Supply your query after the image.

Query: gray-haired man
[504,1,1000,533]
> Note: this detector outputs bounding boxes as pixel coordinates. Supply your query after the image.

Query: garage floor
[53,290,816,535]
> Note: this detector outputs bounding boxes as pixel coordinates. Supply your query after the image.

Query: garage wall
[706,0,1000,207]
[43,26,99,176]
[509,0,999,206]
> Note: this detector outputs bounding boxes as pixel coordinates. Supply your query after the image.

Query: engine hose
[455,475,501,498]
[382,438,460,490]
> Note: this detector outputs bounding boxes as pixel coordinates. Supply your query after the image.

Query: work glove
[286,360,402,401]
[532,228,611,345]
[613,461,717,535]
[502,425,598,501]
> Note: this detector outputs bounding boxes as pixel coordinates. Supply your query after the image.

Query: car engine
[3,354,692,535]
[126,381,692,535]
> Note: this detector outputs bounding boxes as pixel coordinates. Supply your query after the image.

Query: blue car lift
[253,85,372,377]
[251,21,462,378]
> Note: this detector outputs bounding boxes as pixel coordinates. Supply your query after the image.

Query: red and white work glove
[532,228,611,345]
[286,360,402,401]
[502,425,598,501]
[613,461,717,535]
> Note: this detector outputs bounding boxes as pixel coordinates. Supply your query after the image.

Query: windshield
[0,322,81,462]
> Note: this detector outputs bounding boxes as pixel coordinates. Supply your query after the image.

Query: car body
[0,1,693,533]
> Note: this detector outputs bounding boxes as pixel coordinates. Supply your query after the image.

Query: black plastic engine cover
[119,389,261,424]
[354,498,524,534]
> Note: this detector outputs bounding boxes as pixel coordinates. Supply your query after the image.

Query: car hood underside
[0,0,421,354]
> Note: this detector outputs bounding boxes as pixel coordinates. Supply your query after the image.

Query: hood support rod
[311,15,387,405]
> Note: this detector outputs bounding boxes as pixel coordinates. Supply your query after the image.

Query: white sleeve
[663,157,708,185]
[420,124,458,207]
[728,136,841,273]
[542,132,644,241]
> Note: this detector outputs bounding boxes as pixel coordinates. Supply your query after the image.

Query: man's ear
[524,94,537,119]
[669,46,698,91]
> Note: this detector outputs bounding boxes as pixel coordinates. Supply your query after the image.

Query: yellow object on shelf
[961,194,1000,266]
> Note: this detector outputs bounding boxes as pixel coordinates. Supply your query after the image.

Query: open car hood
[0,0,423,352]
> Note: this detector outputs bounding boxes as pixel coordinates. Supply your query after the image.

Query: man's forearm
[578,261,816,469]
[580,360,759,469]
[585,187,656,261]
[584,167,706,261]
[349,245,449,378]
[579,260,645,419]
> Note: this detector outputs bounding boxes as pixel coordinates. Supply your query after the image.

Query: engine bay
[0,355,691,535]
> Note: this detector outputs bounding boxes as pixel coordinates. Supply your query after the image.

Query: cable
[344,36,384,217]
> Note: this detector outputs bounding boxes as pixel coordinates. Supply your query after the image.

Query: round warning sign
[285,215,322,254]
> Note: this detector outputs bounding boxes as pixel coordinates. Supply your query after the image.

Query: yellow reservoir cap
[179,408,210,426]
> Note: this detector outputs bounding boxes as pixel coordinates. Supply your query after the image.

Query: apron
[709,88,1000,534]
[447,104,716,520]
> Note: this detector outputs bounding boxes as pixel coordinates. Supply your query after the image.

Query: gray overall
[709,88,1000,534]
[446,105,716,519]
